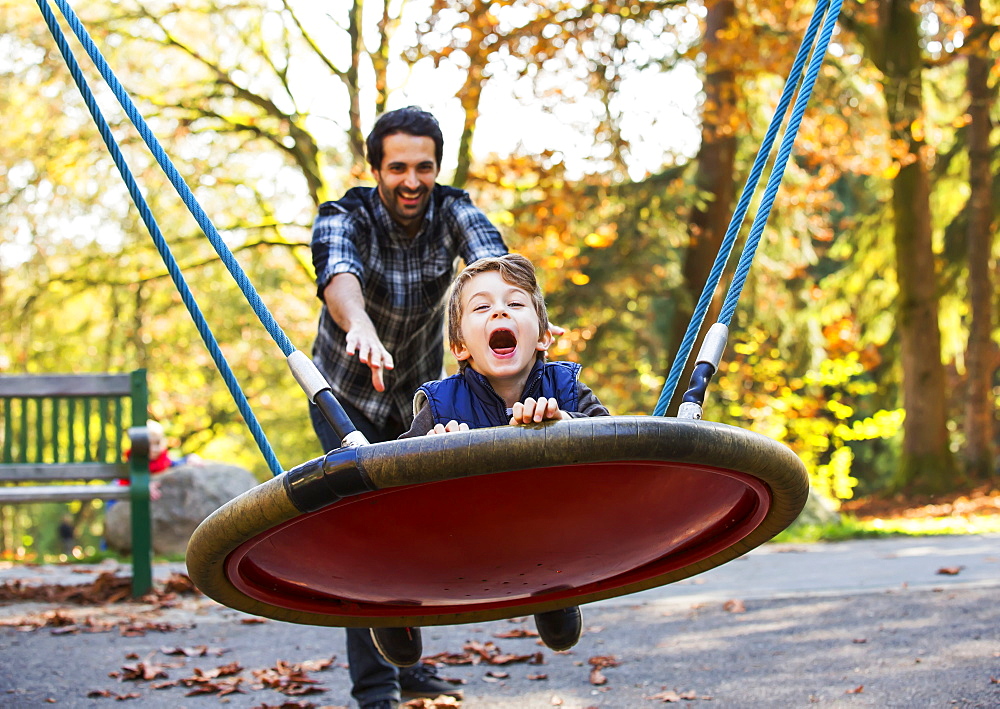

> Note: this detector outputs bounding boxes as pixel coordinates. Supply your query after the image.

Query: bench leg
[128,471,153,597]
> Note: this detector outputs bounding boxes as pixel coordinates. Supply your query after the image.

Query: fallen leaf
[723,599,746,613]
[527,673,548,680]
[85,689,142,700]
[462,640,543,665]
[150,680,180,690]
[936,566,963,576]
[402,695,462,709]
[403,698,462,708]
[118,661,169,682]
[119,620,187,637]
[588,655,621,669]
[648,690,681,702]
[587,655,620,686]
[846,685,864,694]
[183,676,245,697]
[493,628,539,639]
[251,658,329,696]
[160,645,227,657]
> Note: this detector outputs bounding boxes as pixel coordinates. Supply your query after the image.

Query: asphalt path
[1,534,998,708]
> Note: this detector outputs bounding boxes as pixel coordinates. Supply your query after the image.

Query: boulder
[105,462,258,556]
[788,486,842,529]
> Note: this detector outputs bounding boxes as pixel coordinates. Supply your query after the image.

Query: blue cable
[719,0,844,327]
[38,0,284,476]
[653,0,842,416]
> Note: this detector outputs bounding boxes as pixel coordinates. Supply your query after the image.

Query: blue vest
[417,361,583,429]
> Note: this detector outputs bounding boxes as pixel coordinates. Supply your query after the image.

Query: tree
[961,0,997,482]
[842,0,959,493]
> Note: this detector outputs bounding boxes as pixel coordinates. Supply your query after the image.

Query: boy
[371,253,610,667]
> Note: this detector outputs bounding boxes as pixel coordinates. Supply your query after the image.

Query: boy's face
[451,270,552,384]
[372,132,440,236]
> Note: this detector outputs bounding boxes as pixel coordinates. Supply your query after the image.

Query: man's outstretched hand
[345,324,394,392]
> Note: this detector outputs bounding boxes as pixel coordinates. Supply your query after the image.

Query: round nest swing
[186,415,808,627]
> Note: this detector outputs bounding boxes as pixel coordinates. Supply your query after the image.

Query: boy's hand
[428,420,470,435]
[510,397,569,425]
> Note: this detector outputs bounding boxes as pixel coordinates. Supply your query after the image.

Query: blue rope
[719,0,844,327]
[652,0,842,416]
[39,0,284,476]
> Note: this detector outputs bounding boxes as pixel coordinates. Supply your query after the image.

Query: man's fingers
[370,364,385,393]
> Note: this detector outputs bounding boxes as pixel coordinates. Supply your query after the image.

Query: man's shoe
[360,701,398,709]
[399,662,464,699]
[370,626,422,667]
[534,605,583,651]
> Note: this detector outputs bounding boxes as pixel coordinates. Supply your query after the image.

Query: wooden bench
[0,371,153,596]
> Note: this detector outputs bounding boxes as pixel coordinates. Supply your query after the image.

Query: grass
[774,512,1000,543]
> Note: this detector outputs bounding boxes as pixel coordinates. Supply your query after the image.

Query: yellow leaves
[827,399,854,420]
[952,114,973,129]
[570,272,590,285]
[834,409,905,442]
[583,224,616,248]
[815,446,857,500]
[882,162,901,179]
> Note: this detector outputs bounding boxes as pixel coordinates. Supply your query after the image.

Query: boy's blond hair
[448,254,550,370]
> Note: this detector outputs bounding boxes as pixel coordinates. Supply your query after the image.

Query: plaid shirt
[311,184,507,429]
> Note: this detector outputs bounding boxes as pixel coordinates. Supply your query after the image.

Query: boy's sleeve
[397,404,436,439]
[566,382,611,418]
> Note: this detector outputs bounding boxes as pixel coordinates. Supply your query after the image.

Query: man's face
[373,132,440,236]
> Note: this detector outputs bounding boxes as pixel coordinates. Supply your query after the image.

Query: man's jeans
[309,397,405,706]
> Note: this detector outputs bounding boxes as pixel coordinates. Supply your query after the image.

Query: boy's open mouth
[489,328,517,356]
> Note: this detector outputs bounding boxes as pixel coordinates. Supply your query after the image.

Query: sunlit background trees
[1,0,997,556]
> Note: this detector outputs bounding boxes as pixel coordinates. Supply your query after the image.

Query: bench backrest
[0,371,148,483]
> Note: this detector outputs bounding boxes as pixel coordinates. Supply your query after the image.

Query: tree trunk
[668,0,736,413]
[961,0,996,483]
[880,0,958,493]
[452,66,484,190]
[345,0,367,167]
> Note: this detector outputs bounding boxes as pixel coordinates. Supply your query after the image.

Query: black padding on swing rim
[186,416,808,627]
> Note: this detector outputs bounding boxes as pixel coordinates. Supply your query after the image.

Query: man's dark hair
[366,106,444,171]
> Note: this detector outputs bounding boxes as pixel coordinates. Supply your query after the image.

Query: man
[310,106,507,709]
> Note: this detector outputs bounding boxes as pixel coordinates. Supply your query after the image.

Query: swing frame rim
[185,415,809,627]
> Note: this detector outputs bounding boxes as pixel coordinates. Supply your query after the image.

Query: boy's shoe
[370,626,422,667]
[400,663,464,699]
[534,606,583,651]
